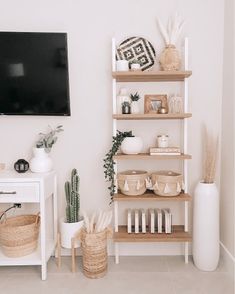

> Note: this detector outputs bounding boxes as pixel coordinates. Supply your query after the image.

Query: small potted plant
[30,125,63,173]
[129,59,142,71]
[122,101,131,114]
[130,92,141,114]
[103,130,143,202]
[60,168,84,249]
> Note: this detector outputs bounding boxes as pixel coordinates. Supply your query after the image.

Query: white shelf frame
[111,37,190,265]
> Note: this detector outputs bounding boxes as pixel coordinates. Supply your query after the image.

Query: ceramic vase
[60,218,84,249]
[193,182,219,271]
[121,137,143,154]
[30,148,53,173]
[159,45,181,71]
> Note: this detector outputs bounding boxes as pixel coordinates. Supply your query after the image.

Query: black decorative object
[14,159,29,173]
[122,102,131,114]
[116,36,156,71]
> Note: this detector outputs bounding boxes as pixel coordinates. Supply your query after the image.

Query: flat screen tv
[0,32,70,116]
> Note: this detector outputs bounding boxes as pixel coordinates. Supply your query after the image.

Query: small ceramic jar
[116,60,129,71]
[157,135,169,148]
[130,63,141,71]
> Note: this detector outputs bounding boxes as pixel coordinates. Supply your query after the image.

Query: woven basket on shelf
[79,227,112,279]
[0,214,40,258]
[151,170,183,197]
[117,170,148,196]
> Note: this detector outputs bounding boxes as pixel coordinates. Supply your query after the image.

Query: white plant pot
[193,182,219,271]
[60,217,84,249]
[30,148,53,173]
[131,63,141,71]
[121,137,143,154]
[131,101,140,114]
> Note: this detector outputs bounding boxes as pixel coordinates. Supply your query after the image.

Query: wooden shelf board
[112,71,192,82]
[0,247,42,266]
[112,113,192,120]
[113,192,191,202]
[113,153,192,160]
[114,225,191,242]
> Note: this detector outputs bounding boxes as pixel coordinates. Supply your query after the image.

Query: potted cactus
[60,169,84,249]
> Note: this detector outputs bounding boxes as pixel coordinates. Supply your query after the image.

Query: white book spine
[134,209,139,234]
[127,209,132,233]
[162,208,172,234]
[156,208,162,233]
[149,209,155,233]
[141,209,146,233]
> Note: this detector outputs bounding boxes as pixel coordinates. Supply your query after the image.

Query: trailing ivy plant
[103,130,133,202]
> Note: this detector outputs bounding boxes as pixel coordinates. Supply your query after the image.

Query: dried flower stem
[203,127,218,183]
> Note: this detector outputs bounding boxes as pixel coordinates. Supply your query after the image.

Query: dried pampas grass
[202,127,218,184]
[157,13,185,46]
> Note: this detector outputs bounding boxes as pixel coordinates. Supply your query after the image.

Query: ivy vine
[103,130,133,202]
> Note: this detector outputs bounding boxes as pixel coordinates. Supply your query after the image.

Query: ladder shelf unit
[111,37,192,265]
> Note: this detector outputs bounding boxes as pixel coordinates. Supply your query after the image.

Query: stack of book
[149,146,181,156]
[127,208,172,234]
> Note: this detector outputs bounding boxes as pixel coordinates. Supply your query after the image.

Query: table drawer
[0,183,39,203]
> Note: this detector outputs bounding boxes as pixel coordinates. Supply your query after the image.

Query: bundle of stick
[82,210,112,233]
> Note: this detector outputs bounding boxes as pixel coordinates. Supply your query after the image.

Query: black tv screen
[0,32,70,116]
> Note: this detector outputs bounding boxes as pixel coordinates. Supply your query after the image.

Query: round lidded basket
[0,214,40,257]
[80,228,112,279]
[151,170,183,197]
[117,170,148,196]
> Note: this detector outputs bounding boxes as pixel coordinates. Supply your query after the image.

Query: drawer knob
[0,191,17,195]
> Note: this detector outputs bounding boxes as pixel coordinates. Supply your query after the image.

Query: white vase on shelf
[30,148,53,173]
[121,137,143,154]
[193,181,219,271]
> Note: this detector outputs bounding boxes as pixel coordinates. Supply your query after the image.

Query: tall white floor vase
[193,182,219,271]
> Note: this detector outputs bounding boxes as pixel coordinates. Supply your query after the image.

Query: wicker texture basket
[0,214,40,257]
[117,170,148,196]
[159,45,181,71]
[79,228,112,279]
[151,170,183,197]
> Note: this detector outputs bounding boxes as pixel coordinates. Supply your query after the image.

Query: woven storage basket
[117,170,148,196]
[79,227,112,279]
[0,214,40,257]
[151,170,183,197]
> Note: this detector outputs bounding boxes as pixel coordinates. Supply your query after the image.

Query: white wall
[220,0,235,267]
[0,0,224,255]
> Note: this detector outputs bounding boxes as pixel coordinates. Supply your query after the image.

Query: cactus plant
[65,168,80,223]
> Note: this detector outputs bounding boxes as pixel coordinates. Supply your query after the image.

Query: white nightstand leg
[40,187,47,280]
[115,243,119,264]
[184,242,189,264]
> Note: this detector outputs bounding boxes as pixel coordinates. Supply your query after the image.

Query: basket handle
[35,212,40,226]
[0,211,7,223]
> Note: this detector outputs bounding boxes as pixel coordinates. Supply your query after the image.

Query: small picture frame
[144,94,168,114]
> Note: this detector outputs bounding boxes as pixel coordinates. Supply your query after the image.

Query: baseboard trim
[220,241,234,277]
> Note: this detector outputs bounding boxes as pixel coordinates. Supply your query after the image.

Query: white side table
[0,170,57,280]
